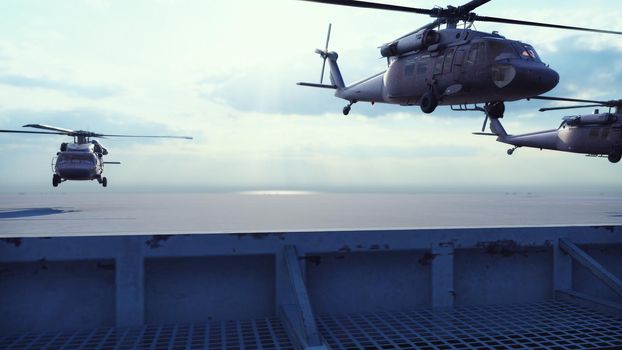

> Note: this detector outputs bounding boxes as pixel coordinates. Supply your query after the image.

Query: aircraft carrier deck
[1,193,621,349]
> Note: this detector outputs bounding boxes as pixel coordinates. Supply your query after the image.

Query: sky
[0,0,621,193]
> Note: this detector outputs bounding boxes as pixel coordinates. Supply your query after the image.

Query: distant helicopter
[297,0,621,115]
[474,97,622,163]
[0,124,192,187]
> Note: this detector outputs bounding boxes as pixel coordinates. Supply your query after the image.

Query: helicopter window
[465,43,480,66]
[417,62,428,74]
[405,63,415,77]
[434,54,444,74]
[58,153,96,163]
[517,44,542,62]
[442,48,456,74]
[487,40,519,61]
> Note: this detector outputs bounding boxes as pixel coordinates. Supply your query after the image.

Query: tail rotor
[297,23,344,90]
[318,23,332,84]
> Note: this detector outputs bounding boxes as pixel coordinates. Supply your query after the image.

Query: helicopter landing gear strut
[52,174,61,187]
[343,100,356,115]
[507,146,519,156]
[97,176,108,187]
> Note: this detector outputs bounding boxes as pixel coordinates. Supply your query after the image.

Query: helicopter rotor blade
[481,114,489,132]
[474,15,622,35]
[22,124,75,134]
[538,104,605,112]
[458,0,491,14]
[389,18,444,43]
[95,134,193,140]
[320,23,332,84]
[530,96,611,105]
[298,0,433,15]
[0,129,68,135]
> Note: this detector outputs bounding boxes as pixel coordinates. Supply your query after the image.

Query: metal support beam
[431,242,454,308]
[115,237,144,327]
[556,289,622,318]
[277,245,326,350]
[559,238,622,298]
[553,240,572,291]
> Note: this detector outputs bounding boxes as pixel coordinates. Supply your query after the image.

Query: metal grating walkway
[1,301,621,349]
[317,300,622,350]
[0,318,294,350]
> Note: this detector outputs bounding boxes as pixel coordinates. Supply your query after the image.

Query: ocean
[1,192,621,237]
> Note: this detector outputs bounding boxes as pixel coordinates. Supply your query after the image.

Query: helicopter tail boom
[324,52,345,90]
[489,118,508,140]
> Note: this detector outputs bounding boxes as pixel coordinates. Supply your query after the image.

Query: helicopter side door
[452,48,466,81]
[460,42,486,92]
[430,47,457,96]
[412,54,431,101]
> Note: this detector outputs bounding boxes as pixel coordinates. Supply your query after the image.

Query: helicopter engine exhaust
[564,114,618,126]
[380,29,440,57]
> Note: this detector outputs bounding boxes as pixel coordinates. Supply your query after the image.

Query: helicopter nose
[509,63,559,96]
[531,65,559,94]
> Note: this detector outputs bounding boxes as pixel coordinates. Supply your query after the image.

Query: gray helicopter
[475,97,622,163]
[297,0,621,115]
[0,124,192,187]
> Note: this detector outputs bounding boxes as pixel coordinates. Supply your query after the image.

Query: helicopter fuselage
[54,151,103,180]
[52,141,109,186]
[489,112,622,162]
[322,29,560,114]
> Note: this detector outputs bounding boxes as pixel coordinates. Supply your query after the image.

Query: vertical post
[554,239,572,292]
[431,242,454,308]
[276,245,326,349]
[116,237,144,327]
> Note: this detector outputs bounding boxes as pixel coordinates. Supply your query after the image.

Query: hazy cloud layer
[0,74,122,99]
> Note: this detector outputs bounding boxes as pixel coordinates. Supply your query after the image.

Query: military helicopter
[0,124,192,187]
[474,97,622,163]
[297,0,622,115]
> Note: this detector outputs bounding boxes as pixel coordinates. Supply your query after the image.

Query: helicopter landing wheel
[608,151,621,163]
[487,101,505,119]
[342,101,356,116]
[419,92,438,114]
[52,174,60,187]
[507,148,515,155]
[102,177,108,187]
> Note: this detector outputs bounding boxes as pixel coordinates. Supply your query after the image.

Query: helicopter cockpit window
[58,153,96,164]
[516,43,542,62]
[487,40,519,61]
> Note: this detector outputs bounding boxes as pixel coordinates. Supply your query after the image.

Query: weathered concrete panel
[0,259,115,333]
[306,250,431,314]
[454,245,553,305]
[144,255,275,324]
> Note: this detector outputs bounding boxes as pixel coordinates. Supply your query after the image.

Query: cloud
[0,73,122,99]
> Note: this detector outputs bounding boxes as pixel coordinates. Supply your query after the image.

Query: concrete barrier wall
[1,226,621,335]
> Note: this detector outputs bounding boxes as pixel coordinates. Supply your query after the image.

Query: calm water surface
[0,192,621,236]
